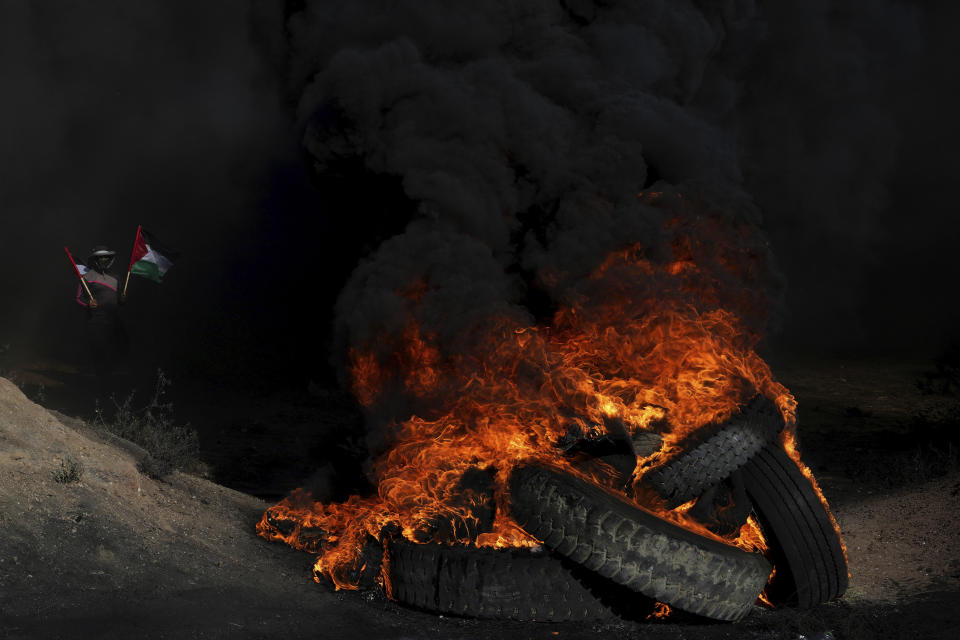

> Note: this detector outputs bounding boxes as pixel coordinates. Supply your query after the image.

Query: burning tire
[509,465,772,621]
[687,470,753,536]
[741,443,849,608]
[387,540,617,621]
[641,396,784,507]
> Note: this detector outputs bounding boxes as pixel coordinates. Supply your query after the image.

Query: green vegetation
[96,369,200,479]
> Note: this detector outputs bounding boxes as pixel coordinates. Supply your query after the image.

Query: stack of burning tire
[384,396,848,623]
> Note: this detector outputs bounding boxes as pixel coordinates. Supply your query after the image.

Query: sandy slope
[0,377,396,639]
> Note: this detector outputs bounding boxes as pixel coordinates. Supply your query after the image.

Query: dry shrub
[52,456,85,484]
[97,369,199,479]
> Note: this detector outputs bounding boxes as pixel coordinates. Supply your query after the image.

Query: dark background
[1,0,958,402]
[2,6,958,635]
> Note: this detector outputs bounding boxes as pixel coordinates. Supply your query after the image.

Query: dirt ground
[1,355,959,639]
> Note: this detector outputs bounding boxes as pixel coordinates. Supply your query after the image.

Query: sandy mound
[0,378,389,639]
[0,376,264,597]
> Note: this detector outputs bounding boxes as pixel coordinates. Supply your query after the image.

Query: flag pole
[122,225,142,299]
[122,269,132,299]
[64,246,96,303]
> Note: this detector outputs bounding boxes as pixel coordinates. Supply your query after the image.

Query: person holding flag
[72,246,120,309]
[66,245,128,382]
[64,227,176,385]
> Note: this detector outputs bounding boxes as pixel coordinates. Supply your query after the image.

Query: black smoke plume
[283,1,789,418]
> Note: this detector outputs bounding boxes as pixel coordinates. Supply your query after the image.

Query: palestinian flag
[128,226,178,283]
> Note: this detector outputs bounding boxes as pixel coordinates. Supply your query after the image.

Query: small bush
[96,369,200,479]
[53,457,85,484]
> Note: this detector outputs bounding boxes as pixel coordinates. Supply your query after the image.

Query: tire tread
[741,443,848,607]
[510,465,772,621]
[644,396,783,506]
[388,540,617,621]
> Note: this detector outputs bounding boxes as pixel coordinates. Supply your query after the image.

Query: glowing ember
[647,602,673,620]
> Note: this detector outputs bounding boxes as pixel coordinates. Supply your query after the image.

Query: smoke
[2,0,947,408]
[282,1,788,415]
[277,0,946,397]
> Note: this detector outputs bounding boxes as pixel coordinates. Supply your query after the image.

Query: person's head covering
[88,246,116,272]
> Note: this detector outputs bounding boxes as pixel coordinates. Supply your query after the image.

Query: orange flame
[260,218,795,591]
[757,566,777,608]
[736,514,769,554]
